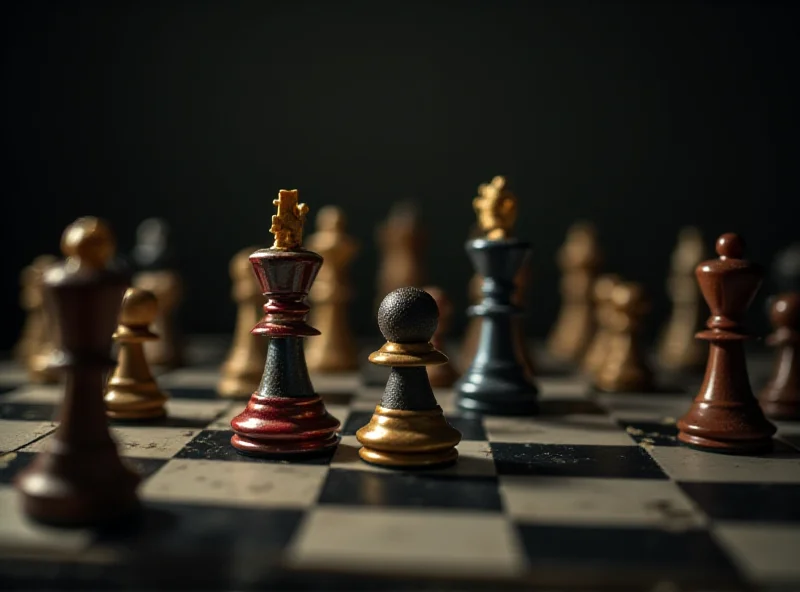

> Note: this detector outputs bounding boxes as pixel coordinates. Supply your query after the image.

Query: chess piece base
[456,368,539,416]
[230,395,340,457]
[16,448,141,527]
[105,384,168,420]
[677,431,774,455]
[355,405,461,468]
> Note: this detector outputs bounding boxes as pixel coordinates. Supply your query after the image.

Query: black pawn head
[378,287,439,344]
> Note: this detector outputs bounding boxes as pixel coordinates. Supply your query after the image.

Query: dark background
[2,1,798,349]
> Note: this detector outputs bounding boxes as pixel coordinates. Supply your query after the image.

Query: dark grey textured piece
[378,287,438,343]
[455,238,539,415]
[380,367,439,411]
[255,337,315,399]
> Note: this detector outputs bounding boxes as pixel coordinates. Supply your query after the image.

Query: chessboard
[0,338,798,592]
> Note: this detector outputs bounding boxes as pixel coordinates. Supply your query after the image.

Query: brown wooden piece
[375,201,426,308]
[582,274,621,375]
[657,227,707,371]
[758,292,800,420]
[677,233,776,453]
[15,217,140,527]
[105,287,169,420]
[17,255,60,383]
[304,206,359,373]
[547,222,601,362]
[134,270,183,368]
[218,247,268,398]
[592,281,654,393]
[424,286,460,387]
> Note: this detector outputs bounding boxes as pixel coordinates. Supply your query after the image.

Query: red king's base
[230,395,341,456]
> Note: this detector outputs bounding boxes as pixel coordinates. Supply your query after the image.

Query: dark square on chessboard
[0,342,799,591]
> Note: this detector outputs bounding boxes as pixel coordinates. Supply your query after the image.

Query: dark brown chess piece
[592,281,654,393]
[424,286,460,387]
[758,292,800,420]
[677,233,777,453]
[15,217,140,526]
[305,206,360,373]
[105,287,169,420]
[547,222,601,362]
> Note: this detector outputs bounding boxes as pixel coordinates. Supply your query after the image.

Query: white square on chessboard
[0,420,56,454]
[309,372,361,393]
[287,507,526,577]
[596,393,690,423]
[714,523,800,585]
[500,476,706,528]
[484,414,635,446]
[1,385,62,405]
[165,398,231,423]
[648,445,800,483]
[140,459,329,509]
[158,368,220,388]
[0,361,29,386]
[538,376,591,399]
[24,426,200,459]
[330,436,496,477]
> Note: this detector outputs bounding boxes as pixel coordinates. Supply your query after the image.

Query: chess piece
[15,217,140,527]
[677,233,776,453]
[304,206,359,373]
[17,255,60,383]
[581,274,621,375]
[105,287,169,420]
[132,218,183,368]
[424,286,460,387]
[357,287,461,467]
[547,222,601,362]
[511,258,536,378]
[459,271,483,370]
[230,189,340,456]
[592,282,654,393]
[657,227,707,371]
[772,243,800,293]
[758,292,800,420]
[455,176,539,415]
[218,247,268,398]
[375,201,426,307]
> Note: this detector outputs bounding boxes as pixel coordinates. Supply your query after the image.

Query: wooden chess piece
[230,190,340,456]
[592,282,654,393]
[547,222,601,362]
[15,217,140,527]
[459,271,483,371]
[455,176,539,415]
[218,247,268,398]
[357,287,461,467]
[17,255,60,383]
[132,218,184,368]
[677,233,776,453]
[657,227,707,371]
[758,292,800,420]
[582,274,621,375]
[424,286,460,387]
[304,206,359,373]
[105,287,169,420]
[375,201,426,307]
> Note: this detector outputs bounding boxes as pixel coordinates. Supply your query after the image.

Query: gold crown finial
[270,189,309,249]
[472,175,517,240]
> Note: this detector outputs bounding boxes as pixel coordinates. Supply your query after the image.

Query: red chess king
[677,233,776,454]
[230,189,341,456]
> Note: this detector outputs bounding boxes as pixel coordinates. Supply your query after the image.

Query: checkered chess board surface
[0,342,799,591]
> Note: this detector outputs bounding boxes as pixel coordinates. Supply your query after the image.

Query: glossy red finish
[249,248,322,337]
[677,233,776,453]
[230,395,340,455]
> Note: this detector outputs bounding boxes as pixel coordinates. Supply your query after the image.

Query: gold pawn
[105,287,169,419]
[582,274,621,375]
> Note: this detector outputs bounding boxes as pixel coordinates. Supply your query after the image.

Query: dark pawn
[357,287,462,468]
[677,233,776,454]
[759,293,800,420]
[16,217,140,527]
[455,238,539,415]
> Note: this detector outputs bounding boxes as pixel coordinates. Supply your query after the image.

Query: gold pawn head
[61,217,115,269]
[473,175,517,240]
[610,282,650,316]
[270,189,309,250]
[119,287,159,328]
[316,205,346,232]
[594,273,621,303]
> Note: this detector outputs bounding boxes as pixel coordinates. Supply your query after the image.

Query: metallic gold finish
[105,288,168,420]
[356,405,461,467]
[368,341,449,367]
[270,189,309,250]
[61,217,115,271]
[473,176,517,241]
